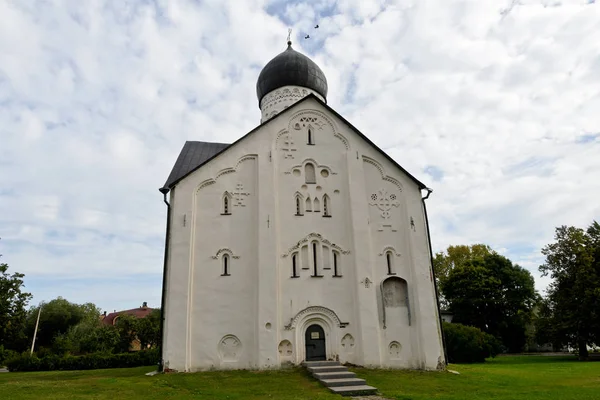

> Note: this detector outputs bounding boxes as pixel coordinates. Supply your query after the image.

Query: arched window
[292,253,299,278]
[295,194,304,216]
[305,163,316,184]
[311,241,320,277]
[313,197,320,212]
[305,197,312,212]
[222,254,230,276]
[307,128,314,145]
[222,192,232,215]
[323,194,331,217]
[386,252,396,275]
[333,251,341,277]
[385,251,396,275]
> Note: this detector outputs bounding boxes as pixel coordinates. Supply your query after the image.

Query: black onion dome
[256,42,328,106]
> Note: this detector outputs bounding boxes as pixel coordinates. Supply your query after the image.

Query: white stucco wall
[162,95,445,372]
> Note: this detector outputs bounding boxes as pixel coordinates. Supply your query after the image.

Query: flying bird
[305,34,310,39]
[314,24,319,29]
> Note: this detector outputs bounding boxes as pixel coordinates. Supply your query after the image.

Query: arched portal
[305,324,326,361]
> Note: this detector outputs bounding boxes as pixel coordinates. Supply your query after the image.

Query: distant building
[101,302,155,351]
[440,310,454,323]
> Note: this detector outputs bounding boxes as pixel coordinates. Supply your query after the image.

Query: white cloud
[0,0,598,311]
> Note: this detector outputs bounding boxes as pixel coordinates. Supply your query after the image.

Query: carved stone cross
[281,133,296,159]
[369,189,399,219]
[233,183,250,207]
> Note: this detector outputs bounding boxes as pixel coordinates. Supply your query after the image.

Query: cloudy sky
[1,0,599,313]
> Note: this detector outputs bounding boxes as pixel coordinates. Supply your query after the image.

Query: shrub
[443,322,502,363]
[6,348,159,372]
[0,346,18,366]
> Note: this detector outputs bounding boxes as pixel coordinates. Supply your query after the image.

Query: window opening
[295,195,303,215]
[308,128,313,144]
[323,195,330,217]
[222,254,230,276]
[312,242,318,277]
[386,252,396,275]
[333,251,341,277]
[222,192,232,215]
[292,253,299,278]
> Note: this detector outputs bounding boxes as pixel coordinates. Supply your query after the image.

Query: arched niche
[380,276,410,328]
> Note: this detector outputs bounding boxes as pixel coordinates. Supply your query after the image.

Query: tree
[0,261,33,352]
[136,309,161,349]
[27,297,101,351]
[441,253,538,352]
[114,314,140,353]
[433,244,496,308]
[53,319,120,355]
[539,222,600,359]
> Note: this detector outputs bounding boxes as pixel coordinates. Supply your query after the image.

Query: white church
[159,39,446,372]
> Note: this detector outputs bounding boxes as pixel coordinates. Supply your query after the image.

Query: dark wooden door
[305,324,326,361]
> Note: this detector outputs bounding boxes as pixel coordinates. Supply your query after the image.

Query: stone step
[329,385,378,397]
[307,365,348,373]
[321,377,367,387]
[312,371,356,380]
[303,360,340,367]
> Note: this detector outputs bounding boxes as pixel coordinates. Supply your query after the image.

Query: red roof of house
[102,306,155,325]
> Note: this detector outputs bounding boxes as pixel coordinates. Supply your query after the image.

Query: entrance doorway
[305,324,326,361]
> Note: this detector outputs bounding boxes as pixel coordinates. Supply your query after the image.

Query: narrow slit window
[312,242,319,277]
[222,192,232,215]
[386,252,395,275]
[333,251,341,277]
[222,254,230,276]
[308,128,313,144]
[292,253,299,278]
[323,195,330,217]
[305,163,316,184]
[295,195,303,215]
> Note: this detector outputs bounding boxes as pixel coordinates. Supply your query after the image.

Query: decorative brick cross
[233,183,250,207]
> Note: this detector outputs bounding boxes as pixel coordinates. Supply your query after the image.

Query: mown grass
[0,356,598,399]
[352,355,600,400]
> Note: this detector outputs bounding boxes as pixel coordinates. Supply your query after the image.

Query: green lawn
[0,356,598,399]
[352,356,600,400]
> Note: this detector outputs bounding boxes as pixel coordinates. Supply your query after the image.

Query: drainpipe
[158,187,171,372]
[421,188,448,366]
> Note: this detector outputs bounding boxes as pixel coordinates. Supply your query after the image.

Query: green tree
[539,222,600,359]
[442,253,538,352]
[53,319,120,355]
[433,244,496,308]
[0,260,33,352]
[27,298,101,351]
[136,309,161,349]
[114,314,140,353]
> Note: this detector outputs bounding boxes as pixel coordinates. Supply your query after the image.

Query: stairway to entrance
[304,361,377,397]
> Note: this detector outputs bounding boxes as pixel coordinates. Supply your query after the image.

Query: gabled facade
[160,41,445,372]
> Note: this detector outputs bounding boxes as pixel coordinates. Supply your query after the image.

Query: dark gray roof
[256,43,328,106]
[162,141,230,189]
